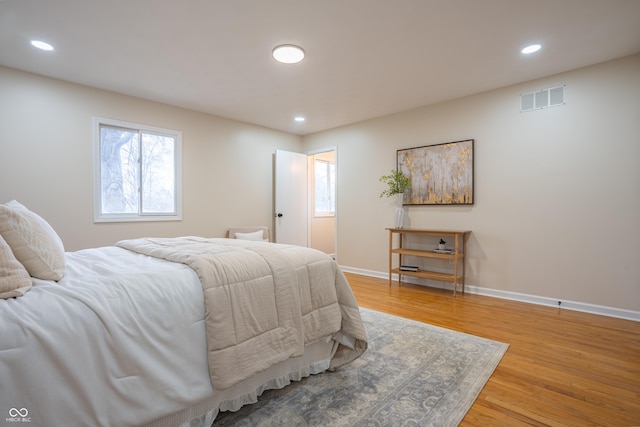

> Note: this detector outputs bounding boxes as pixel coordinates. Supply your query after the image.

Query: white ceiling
[1,0,639,135]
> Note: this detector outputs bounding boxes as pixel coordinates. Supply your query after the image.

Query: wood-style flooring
[346,273,640,426]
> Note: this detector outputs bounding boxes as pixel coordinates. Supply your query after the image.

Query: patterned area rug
[212,308,508,427]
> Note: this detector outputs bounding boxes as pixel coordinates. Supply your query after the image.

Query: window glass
[314,159,335,216]
[100,126,140,214]
[140,132,175,214]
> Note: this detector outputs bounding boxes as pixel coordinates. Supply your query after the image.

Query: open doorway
[308,148,337,259]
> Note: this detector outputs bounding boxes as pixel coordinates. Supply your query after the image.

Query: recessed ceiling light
[272,45,305,64]
[30,40,54,51]
[294,116,305,122]
[521,44,541,54]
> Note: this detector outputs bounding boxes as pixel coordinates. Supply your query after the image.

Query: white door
[275,149,308,246]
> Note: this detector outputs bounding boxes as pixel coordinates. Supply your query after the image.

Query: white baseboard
[339,266,640,322]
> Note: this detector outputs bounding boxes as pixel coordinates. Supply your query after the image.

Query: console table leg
[388,230,393,286]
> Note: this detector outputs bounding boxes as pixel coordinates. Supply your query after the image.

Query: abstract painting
[398,139,474,205]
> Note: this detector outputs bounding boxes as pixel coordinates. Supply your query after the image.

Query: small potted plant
[378,170,411,198]
[438,239,446,250]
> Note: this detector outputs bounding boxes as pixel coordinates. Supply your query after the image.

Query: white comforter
[1,246,212,427]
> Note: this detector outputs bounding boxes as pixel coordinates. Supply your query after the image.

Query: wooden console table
[387,228,471,297]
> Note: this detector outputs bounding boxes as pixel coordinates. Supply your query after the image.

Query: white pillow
[234,230,265,241]
[0,234,32,299]
[0,200,65,281]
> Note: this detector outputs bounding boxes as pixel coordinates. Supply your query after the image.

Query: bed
[0,201,368,427]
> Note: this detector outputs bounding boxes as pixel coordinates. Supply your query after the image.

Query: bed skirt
[144,337,338,427]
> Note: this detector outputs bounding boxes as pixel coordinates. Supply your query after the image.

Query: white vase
[395,193,405,228]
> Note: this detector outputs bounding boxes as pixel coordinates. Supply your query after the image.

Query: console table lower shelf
[387,228,471,297]
[391,268,457,283]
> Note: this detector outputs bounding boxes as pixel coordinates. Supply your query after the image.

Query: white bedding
[0,246,342,427]
[1,247,211,426]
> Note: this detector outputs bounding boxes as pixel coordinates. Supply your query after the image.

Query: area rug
[212,308,508,427]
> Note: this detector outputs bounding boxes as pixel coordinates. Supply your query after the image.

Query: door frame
[305,146,338,261]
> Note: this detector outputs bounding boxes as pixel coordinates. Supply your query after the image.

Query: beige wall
[1,55,638,315]
[0,66,302,250]
[303,54,640,313]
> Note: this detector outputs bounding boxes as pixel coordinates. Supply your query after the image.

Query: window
[93,117,182,222]
[314,158,335,216]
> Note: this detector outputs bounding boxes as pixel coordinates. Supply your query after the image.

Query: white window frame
[93,117,183,222]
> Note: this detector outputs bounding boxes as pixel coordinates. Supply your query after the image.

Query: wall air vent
[520,85,565,112]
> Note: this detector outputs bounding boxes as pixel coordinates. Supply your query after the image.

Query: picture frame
[397,139,474,205]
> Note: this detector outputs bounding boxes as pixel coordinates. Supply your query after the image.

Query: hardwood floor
[346,273,640,426]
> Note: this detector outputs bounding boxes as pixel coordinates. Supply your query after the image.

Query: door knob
[276,213,283,217]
